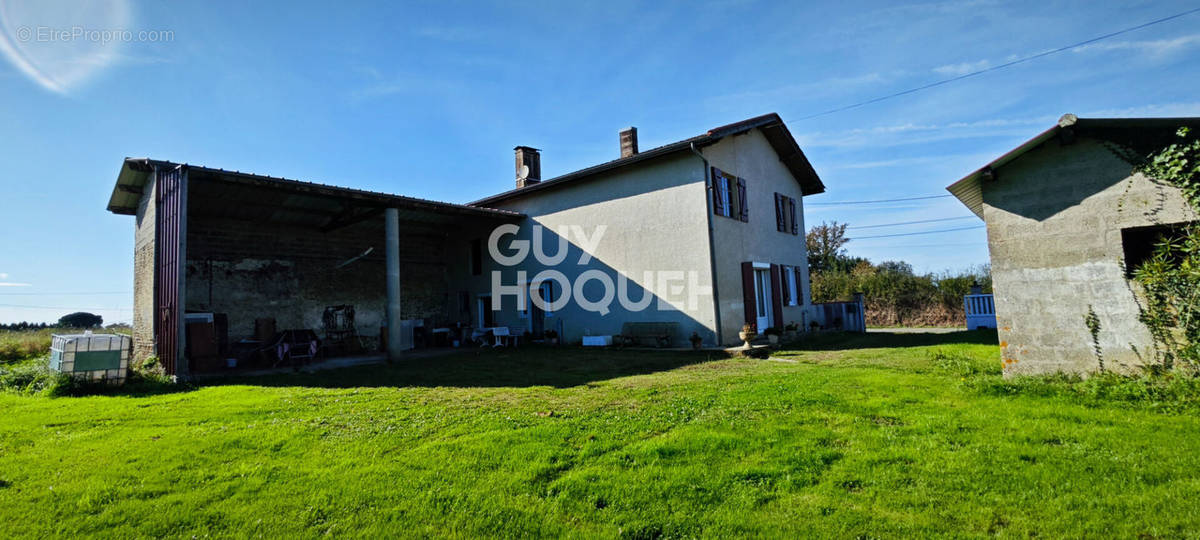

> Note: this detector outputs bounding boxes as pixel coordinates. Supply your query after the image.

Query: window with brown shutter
[711,167,726,217]
[780,264,790,305]
[777,193,787,230]
[741,262,756,327]
[736,177,748,222]
[794,266,804,305]
[788,197,798,235]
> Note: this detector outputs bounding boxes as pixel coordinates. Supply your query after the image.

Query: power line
[808,194,953,206]
[798,6,1200,120]
[851,241,984,249]
[847,216,977,229]
[848,225,984,240]
[0,303,133,312]
[0,291,131,296]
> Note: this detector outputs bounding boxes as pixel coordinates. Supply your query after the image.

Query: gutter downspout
[690,142,723,346]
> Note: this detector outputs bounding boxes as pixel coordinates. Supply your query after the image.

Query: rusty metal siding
[154,166,184,375]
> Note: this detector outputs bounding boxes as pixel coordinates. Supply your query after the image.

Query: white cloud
[0,282,31,287]
[706,72,893,109]
[1072,34,1200,56]
[1081,102,1200,118]
[933,59,991,76]
[796,115,1056,149]
[823,152,997,170]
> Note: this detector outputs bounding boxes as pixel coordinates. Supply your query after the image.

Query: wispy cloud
[933,59,991,76]
[413,25,480,42]
[1081,102,1200,118]
[823,152,997,170]
[706,72,895,109]
[1072,34,1200,56]
[797,115,1056,149]
[0,282,31,287]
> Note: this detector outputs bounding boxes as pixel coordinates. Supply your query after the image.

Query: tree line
[806,222,991,327]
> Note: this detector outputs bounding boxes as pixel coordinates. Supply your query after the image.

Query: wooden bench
[618,322,678,348]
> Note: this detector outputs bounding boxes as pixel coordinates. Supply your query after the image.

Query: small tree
[807,221,850,273]
[58,312,103,328]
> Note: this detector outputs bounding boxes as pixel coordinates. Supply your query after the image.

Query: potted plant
[689,332,703,350]
[543,329,558,345]
[763,326,782,345]
[783,322,799,341]
[738,323,757,348]
[809,320,820,333]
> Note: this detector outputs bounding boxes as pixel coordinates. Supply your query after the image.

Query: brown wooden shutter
[780,265,790,305]
[711,167,725,216]
[788,197,798,235]
[741,262,756,329]
[736,177,748,222]
[774,193,784,231]
[794,266,805,305]
[769,264,784,328]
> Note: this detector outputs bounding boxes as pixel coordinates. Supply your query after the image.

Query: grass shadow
[204,346,729,390]
[785,329,999,352]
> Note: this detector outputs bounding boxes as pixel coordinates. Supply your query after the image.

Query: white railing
[964,294,996,330]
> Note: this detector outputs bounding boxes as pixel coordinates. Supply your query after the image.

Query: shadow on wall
[983,133,1175,223]
[207,346,725,389]
[484,224,716,346]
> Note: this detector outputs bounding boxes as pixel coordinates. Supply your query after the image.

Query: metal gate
[154,166,185,375]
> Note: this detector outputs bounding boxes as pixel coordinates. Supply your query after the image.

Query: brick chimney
[619,127,638,158]
[514,146,541,188]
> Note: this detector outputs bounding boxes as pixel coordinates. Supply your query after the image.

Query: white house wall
[703,128,814,344]
[471,153,719,345]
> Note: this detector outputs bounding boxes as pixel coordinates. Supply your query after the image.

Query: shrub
[966,371,1200,413]
[811,263,991,327]
[0,360,69,395]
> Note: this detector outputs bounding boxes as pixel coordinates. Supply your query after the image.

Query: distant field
[0,326,132,363]
[1,331,1199,537]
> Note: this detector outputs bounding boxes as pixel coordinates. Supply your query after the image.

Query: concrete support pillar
[385,208,402,362]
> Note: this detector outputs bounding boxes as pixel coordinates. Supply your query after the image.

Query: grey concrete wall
[183,214,453,343]
[982,137,1198,375]
[132,171,157,364]
[703,129,814,344]
[479,152,719,345]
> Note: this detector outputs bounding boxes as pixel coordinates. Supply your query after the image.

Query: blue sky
[1,0,1198,324]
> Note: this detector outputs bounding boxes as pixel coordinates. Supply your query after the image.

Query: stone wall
[982,137,1198,375]
[183,214,454,342]
[131,171,157,364]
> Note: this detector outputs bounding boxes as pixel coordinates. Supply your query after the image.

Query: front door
[530,283,546,337]
[754,268,772,331]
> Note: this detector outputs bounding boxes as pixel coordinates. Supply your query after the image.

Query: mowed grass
[2,332,1199,538]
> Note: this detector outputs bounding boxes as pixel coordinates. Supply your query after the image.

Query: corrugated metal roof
[468,113,826,206]
[946,114,1200,218]
[106,158,525,224]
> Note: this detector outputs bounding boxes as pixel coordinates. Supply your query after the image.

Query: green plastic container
[49,333,131,384]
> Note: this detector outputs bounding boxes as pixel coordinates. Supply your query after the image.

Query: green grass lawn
[2,331,1199,538]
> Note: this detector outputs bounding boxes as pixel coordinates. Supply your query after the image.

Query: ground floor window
[1121,221,1198,277]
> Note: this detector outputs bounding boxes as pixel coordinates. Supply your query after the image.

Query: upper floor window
[774,193,798,235]
[470,238,483,275]
[712,167,747,222]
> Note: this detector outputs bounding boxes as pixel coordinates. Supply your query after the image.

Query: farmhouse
[948,114,1200,375]
[107,113,832,377]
